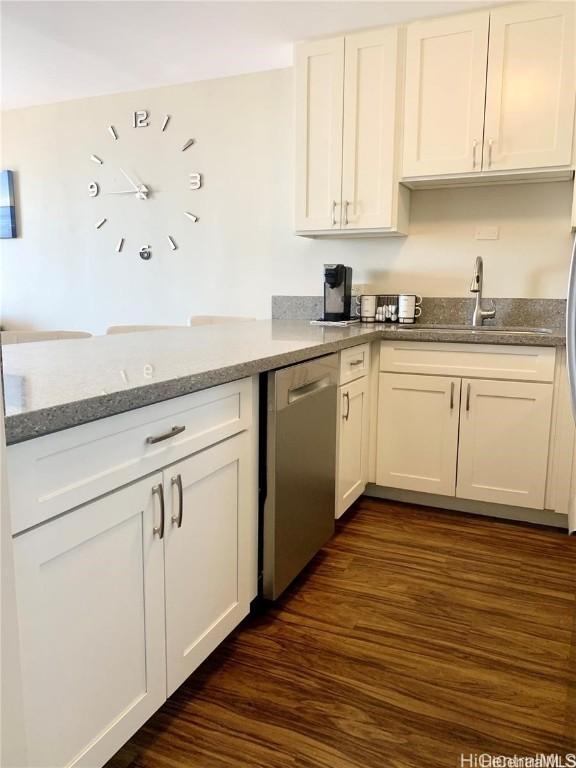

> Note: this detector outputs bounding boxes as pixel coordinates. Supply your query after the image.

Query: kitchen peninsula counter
[2,320,566,444]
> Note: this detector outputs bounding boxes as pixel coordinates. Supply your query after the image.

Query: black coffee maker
[323,264,353,321]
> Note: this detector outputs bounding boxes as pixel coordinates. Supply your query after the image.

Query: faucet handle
[482,299,496,320]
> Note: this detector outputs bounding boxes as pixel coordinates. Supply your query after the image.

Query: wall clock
[87,110,202,261]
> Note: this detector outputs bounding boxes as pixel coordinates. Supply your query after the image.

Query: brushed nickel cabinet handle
[331,200,337,226]
[343,200,349,226]
[349,359,364,367]
[152,483,165,539]
[146,425,186,445]
[472,139,478,169]
[487,138,494,168]
[466,383,471,412]
[171,474,184,528]
[450,381,455,411]
[343,391,350,421]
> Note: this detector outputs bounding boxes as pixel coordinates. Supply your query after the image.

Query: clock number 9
[88,181,100,198]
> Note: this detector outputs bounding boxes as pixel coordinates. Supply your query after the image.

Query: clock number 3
[189,173,202,190]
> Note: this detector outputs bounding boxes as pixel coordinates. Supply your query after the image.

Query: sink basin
[395,325,554,335]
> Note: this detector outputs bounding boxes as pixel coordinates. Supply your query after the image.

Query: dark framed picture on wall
[0,170,17,238]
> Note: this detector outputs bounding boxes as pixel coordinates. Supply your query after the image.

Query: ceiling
[1,0,497,110]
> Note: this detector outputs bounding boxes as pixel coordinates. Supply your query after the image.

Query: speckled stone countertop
[2,320,566,445]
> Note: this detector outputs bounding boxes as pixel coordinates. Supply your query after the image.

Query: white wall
[0,67,573,334]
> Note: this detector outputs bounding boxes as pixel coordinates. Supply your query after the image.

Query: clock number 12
[133,110,150,128]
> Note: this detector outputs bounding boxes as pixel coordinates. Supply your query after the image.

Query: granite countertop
[2,320,566,445]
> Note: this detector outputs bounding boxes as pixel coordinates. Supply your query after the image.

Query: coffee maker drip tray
[310,319,361,327]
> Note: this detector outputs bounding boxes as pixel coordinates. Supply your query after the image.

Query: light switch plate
[475,226,499,240]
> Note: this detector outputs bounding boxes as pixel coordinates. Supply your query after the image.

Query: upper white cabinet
[294,38,344,232]
[403,12,489,177]
[295,28,408,235]
[402,2,575,181]
[484,3,575,172]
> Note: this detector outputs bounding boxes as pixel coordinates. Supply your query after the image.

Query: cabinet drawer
[8,378,254,534]
[380,341,555,382]
[340,343,371,384]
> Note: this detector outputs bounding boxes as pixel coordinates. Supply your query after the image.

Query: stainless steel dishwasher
[261,354,338,600]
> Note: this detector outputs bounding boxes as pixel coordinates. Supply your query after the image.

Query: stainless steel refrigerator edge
[262,355,338,600]
[567,233,576,418]
[566,233,576,533]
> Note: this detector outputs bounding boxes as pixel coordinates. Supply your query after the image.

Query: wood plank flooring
[106,498,576,768]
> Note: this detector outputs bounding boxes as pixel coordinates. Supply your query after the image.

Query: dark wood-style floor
[107,498,576,768]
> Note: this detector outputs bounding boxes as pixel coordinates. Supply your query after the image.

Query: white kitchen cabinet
[340,27,405,231]
[402,12,489,177]
[164,433,253,695]
[483,3,575,172]
[10,378,258,768]
[336,376,370,518]
[376,343,562,512]
[294,37,344,232]
[457,379,554,509]
[402,2,574,182]
[295,28,408,235]
[376,373,461,496]
[13,476,167,768]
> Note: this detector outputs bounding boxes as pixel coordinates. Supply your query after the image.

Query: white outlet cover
[475,226,499,240]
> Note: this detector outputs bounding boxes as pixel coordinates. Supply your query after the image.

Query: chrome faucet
[470,256,496,326]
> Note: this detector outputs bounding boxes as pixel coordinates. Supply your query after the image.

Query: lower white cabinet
[376,373,461,496]
[165,433,252,695]
[377,368,554,510]
[13,476,167,768]
[457,378,553,508]
[11,380,257,768]
[336,376,370,518]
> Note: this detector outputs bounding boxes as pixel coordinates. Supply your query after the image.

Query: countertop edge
[4,328,565,445]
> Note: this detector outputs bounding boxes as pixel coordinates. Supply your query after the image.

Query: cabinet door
[457,379,553,509]
[376,373,461,495]
[294,37,344,231]
[336,377,370,518]
[483,2,575,171]
[341,27,399,230]
[164,433,253,696]
[402,12,489,177]
[13,476,166,768]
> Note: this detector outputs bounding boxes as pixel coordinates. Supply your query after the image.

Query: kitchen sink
[395,325,554,335]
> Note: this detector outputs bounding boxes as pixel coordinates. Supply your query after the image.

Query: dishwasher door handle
[287,376,333,405]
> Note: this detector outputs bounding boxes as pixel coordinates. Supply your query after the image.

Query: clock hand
[105,189,141,195]
[119,167,140,192]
